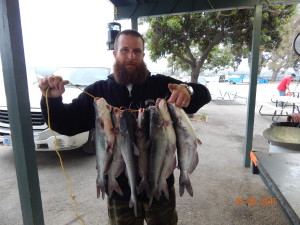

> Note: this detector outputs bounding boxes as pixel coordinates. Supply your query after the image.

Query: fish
[94,97,115,199]
[167,102,201,197]
[135,108,151,197]
[148,106,168,205]
[107,108,125,197]
[119,110,138,217]
[156,98,177,200]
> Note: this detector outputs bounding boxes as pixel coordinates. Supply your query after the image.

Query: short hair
[291,73,296,77]
[114,29,145,51]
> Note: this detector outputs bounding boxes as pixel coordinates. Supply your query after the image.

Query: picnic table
[258,95,300,121]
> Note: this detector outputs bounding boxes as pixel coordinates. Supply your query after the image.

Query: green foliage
[142,4,296,83]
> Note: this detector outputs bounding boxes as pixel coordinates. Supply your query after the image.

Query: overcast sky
[15,0,168,71]
[18,0,116,67]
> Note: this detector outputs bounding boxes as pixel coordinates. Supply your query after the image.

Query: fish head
[158,98,168,115]
[120,110,137,134]
[137,108,150,133]
[148,106,161,126]
[94,97,112,118]
[111,108,122,135]
[155,98,162,107]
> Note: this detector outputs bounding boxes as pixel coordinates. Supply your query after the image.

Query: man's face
[112,34,148,85]
[113,34,145,73]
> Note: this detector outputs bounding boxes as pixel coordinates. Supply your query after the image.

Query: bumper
[0,126,89,151]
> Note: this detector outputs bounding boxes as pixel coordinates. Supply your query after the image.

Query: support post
[244,5,262,167]
[131,17,138,30]
[0,0,44,224]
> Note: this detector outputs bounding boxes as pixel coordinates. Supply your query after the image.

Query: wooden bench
[258,103,289,122]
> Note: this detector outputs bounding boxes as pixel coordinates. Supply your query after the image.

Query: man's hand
[39,76,69,98]
[167,83,191,107]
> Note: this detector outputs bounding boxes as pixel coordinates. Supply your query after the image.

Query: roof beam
[112,0,300,20]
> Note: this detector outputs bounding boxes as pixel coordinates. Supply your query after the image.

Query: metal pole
[131,17,138,30]
[244,5,262,167]
[0,0,44,224]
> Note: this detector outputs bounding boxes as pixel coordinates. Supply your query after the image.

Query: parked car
[0,67,111,153]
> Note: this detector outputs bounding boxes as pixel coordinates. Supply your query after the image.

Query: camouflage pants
[107,187,178,225]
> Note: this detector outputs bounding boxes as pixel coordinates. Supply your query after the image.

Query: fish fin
[108,182,123,197]
[188,150,199,174]
[196,138,202,145]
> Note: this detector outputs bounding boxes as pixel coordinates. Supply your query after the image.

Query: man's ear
[113,50,117,58]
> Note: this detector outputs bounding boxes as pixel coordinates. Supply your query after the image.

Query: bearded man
[39,29,211,225]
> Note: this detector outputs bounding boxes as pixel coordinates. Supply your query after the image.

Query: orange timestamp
[236,197,278,206]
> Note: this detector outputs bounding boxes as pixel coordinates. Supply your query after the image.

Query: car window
[53,67,111,86]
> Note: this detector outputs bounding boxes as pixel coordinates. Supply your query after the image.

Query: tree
[143,5,296,83]
[267,8,300,81]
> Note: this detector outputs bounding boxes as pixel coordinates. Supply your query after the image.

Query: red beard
[113,60,149,85]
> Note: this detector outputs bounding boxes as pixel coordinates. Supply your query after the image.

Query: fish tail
[137,178,148,195]
[179,171,193,197]
[96,184,106,199]
[154,188,161,201]
[108,180,123,197]
[148,194,154,206]
[158,180,169,200]
[129,196,138,217]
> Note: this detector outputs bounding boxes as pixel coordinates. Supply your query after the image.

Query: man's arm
[39,76,95,136]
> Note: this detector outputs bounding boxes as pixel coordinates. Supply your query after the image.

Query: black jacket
[41,73,211,201]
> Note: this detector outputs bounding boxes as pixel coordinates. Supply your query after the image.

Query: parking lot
[0,81,299,225]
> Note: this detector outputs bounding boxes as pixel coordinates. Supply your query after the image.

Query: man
[277,73,296,96]
[39,29,211,225]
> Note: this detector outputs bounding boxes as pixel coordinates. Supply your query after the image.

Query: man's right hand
[39,76,69,98]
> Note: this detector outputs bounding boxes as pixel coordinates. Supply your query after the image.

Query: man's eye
[134,49,142,54]
[121,49,129,53]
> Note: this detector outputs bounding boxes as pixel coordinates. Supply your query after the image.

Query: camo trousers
[107,187,178,225]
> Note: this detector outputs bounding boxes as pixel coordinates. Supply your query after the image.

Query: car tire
[229,81,234,85]
[82,129,96,154]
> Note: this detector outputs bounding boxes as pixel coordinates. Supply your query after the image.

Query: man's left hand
[167,83,191,107]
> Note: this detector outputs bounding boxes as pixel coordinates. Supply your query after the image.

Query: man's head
[112,29,148,85]
[291,73,296,78]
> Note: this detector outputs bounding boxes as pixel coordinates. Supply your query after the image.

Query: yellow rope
[45,87,86,225]
[65,78,139,113]
[44,77,139,223]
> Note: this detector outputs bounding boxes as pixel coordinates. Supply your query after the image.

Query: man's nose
[127,50,135,60]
